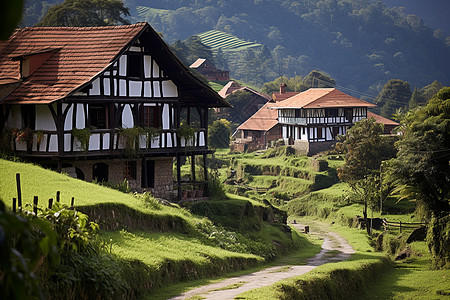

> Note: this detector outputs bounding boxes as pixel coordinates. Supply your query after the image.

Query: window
[93,163,108,182]
[326,108,338,117]
[332,127,340,139]
[123,161,137,180]
[21,105,35,129]
[141,160,155,188]
[317,127,323,139]
[142,106,162,128]
[89,105,108,129]
[127,54,143,78]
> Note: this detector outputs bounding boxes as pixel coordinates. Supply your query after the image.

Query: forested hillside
[21,0,450,98]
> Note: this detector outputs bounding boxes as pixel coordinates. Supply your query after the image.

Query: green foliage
[37,0,131,27]
[375,79,412,117]
[390,87,450,217]
[261,71,335,94]
[72,127,92,152]
[0,199,47,299]
[177,123,196,147]
[118,127,140,157]
[208,119,231,149]
[336,118,394,182]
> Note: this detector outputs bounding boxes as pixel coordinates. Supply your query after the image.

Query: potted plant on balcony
[72,128,92,152]
[177,124,195,149]
[141,126,160,148]
[118,127,141,157]
[13,127,33,153]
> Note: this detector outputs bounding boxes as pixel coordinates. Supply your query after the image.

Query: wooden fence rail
[383,219,427,233]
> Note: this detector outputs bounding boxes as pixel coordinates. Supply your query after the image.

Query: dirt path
[169,223,355,300]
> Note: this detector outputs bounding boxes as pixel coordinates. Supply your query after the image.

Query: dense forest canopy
[21,0,450,106]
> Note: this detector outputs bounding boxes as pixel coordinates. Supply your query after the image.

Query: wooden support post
[203,153,208,196]
[177,153,181,202]
[33,196,38,215]
[12,198,16,213]
[71,197,74,207]
[16,173,22,209]
[48,198,53,209]
[56,191,60,203]
[191,155,196,182]
[399,221,402,233]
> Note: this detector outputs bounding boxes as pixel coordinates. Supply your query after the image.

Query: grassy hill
[0,158,315,298]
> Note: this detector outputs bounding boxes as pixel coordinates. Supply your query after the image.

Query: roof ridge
[21,22,147,32]
[296,88,335,107]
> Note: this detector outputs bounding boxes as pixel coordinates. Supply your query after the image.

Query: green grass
[236,220,390,299]
[364,241,450,299]
[208,81,224,92]
[144,225,323,300]
[103,230,262,267]
[0,159,191,220]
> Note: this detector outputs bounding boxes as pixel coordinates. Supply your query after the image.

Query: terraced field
[196,30,263,52]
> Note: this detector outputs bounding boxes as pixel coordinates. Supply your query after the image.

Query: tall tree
[208,119,231,149]
[336,117,396,233]
[37,0,130,27]
[375,79,412,118]
[390,87,450,268]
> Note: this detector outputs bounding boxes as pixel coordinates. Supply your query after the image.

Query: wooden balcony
[8,128,208,157]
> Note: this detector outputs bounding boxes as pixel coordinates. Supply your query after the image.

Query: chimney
[280,83,287,94]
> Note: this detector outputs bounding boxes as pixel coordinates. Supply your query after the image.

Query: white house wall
[75,104,85,129]
[36,105,56,131]
[85,43,179,99]
[121,104,134,128]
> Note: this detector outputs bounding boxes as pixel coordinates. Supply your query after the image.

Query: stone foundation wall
[293,140,337,156]
[72,157,174,199]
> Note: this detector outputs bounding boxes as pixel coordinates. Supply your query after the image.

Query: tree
[37,0,130,27]
[391,87,450,217]
[375,79,412,118]
[208,119,231,149]
[336,117,396,234]
[390,87,450,267]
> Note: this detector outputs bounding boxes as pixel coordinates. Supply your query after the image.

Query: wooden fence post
[399,221,402,233]
[33,196,38,215]
[48,198,53,209]
[12,198,16,213]
[71,197,74,207]
[16,173,22,209]
[56,191,60,203]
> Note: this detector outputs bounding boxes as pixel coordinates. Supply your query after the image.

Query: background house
[0,23,229,201]
[189,58,229,81]
[270,88,377,155]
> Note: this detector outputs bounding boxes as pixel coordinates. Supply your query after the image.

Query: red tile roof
[0,23,230,108]
[237,101,278,131]
[270,88,376,109]
[367,111,399,126]
[0,24,146,104]
[272,91,299,102]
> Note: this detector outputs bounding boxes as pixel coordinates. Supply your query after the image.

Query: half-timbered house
[270,88,376,155]
[0,23,230,200]
[189,58,229,81]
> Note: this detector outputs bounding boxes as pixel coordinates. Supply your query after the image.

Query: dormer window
[127,54,143,78]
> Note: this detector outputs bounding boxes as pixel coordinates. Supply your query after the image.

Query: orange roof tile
[0,24,146,104]
[367,111,399,126]
[0,24,230,108]
[270,88,376,109]
[237,101,278,131]
[272,91,299,102]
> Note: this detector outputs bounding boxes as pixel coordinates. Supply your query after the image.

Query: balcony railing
[7,128,207,155]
